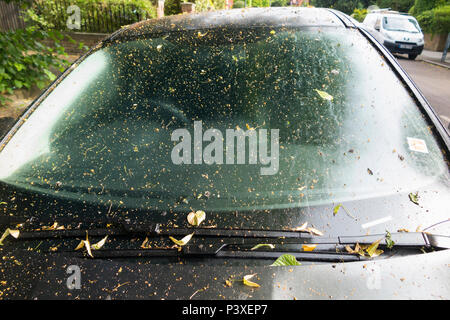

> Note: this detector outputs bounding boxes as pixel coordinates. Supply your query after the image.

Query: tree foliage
[0,6,73,106]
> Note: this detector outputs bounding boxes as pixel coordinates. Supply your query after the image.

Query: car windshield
[0,26,447,215]
[383,16,421,33]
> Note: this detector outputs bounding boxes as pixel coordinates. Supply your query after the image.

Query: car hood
[2,248,449,299]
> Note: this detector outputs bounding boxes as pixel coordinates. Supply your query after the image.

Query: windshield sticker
[407,137,428,153]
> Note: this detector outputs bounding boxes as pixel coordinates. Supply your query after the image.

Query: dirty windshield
[0,27,447,214]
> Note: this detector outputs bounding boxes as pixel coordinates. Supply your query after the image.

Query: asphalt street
[396,57,450,133]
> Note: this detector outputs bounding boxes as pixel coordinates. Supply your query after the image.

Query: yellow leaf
[74,233,94,258]
[187,210,206,226]
[84,240,93,258]
[292,222,308,232]
[0,228,20,245]
[91,236,108,250]
[315,89,333,101]
[302,244,317,252]
[74,240,85,251]
[366,239,383,257]
[243,274,260,288]
[251,243,275,250]
[141,237,150,249]
[306,227,324,236]
[169,233,194,246]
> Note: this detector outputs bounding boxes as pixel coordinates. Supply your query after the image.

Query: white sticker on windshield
[407,137,428,153]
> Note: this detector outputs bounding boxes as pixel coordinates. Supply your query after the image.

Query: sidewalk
[418,50,450,69]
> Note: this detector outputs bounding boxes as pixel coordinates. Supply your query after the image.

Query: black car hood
[2,248,449,300]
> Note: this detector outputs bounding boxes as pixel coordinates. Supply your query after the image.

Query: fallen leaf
[41,222,64,231]
[187,210,206,226]
[169,233,194,246]
[250,243,275,250]
[91,236,108,250]
[74,233,93,258]
[302,244,317,251]
[271,254,301,266]
[141,237,150,249]
[306,227,324,236]
[315,89,333,101]
[333,204,342,216]
[385,231,395,249]
[365,239,383,257]
[409,192,419,205]
[0,228,20,245]
[292,222,308,231]
[243,274,260,288]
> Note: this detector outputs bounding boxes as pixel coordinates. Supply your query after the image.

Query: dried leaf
[91,236,108,250]
[250,243,275,250]
[41,222,64,231]
[315,89,333,101]
[141,237,150,249]
[74,233,93,258]
[187,210,206,226]
[292,222,308,231]
[366,239,383,257]
[306,227,324,236]
[302,244,317,252]
[333,204,342,216]
[0,228,20,245]
[243,274,260,288]
[169,233,194,246]
[385,231,395,249]
[409,192,419,205]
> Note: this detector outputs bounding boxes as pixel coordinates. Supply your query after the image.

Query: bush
[434,4,450,32]
[0,8,72,106]
[410,0,448,14]
[164,0,181,15]
[233,0,245,7]
[270,0,290,6]
[351,8,368,22]
[376,0,415,12]
[251,0,271,6]
[416,4,450,33]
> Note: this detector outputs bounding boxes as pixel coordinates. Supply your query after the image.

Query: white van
[363,10,424,60]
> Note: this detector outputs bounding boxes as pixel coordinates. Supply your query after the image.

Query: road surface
[396,57,450,132]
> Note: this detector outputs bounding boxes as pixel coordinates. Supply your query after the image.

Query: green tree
[312,0,361,14]
[376,0,415,12]
[0,1,75,106]
[411,0,448,14]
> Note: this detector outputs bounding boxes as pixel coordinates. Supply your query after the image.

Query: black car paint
[0,8,449,300]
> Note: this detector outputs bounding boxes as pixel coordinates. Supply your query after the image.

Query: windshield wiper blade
[12,221,316,240]
[10,219,450,250]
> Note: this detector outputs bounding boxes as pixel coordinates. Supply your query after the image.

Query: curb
[419,58,450,69]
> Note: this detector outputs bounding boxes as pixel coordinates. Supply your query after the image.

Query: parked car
[362,10,425,60]
[0,7,449,300]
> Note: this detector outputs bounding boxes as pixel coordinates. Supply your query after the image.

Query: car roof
[109,7,347,42]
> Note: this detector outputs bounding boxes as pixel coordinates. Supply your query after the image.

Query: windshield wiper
[7,218,449,262]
